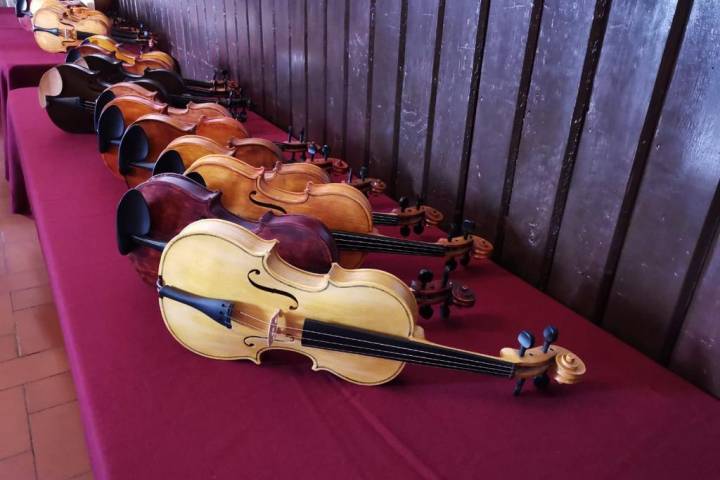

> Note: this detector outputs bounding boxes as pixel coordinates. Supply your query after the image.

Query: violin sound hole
[248,191,287,214]
[247,269,298,310]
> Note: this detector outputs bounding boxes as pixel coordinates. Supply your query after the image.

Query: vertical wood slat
[324,0,347,159]
[274,0,292,132]
[603,0,720,360]
[290,0,307,136]
[395,0,440,201]
[247,0,266,115]
[260,0,278,123]
[305,0,326,144]
[424,0,481,225]
[463,0,534,243]
[500,0,596,283]
[367,0,402,186]
[546,1,676,319]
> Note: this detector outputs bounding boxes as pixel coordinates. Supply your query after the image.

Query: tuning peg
[322,144,330,160]
[359,166,368,181]
[441,265,451,288]
[541,325,559,353]
[416,196,424,208]
[308,142,317,160]
[419,304,434,319]
[413,220,425,235]
[417,268,433,288]
[398,196,409,211]
[346,168,353,184]
[462,219,475,239]
[447,223,457,241]
[299,128,306,142]
[513,330,535,396]
[287,126,293,142]
[440,302,451,320]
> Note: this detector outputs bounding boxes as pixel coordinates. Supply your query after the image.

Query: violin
[117,174,476,321]
[38,63,247,133]
[156,218,585,391]
[182,154,492,268]
[110,113,249,186]
[117,174,340,282]
[32,4,109,53]
[67,35,176,74]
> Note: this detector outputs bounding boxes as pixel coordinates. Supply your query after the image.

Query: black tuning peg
[441,264,451,288]
[447,223,456,241]
[419,304,434,319]
[287,126,293,142]
[359,166,368,181]
[322,144,330,160]
[513,331,535,396]
[417,268,433,288]
[413,220,425,236]
[398,196,409,211]
[542,325,558,353]
[308,142,317,160]
[532,326,559,391]
[462,219,475,239]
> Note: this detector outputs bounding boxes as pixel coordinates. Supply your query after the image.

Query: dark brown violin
[117,174,340,283]
[112,113,249,187]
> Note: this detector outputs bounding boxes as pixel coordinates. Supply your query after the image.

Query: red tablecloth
[5,86,720,480]
[0,7,22,29]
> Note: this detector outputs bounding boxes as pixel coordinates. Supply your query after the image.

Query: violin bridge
[267,309,282,346]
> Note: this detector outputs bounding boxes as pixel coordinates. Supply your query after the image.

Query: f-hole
[249,191,287,214]
[247,269,298,310]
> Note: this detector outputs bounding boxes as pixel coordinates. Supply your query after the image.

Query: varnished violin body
[117,174,339,283]
[32,4,109,53]
[67,35,176,74]
[182,155,492,268]
[114,114,249,186]
[38,61,245,133]
[157,219,586,388]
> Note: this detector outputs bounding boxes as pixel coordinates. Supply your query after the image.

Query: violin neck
[300,319,515,378]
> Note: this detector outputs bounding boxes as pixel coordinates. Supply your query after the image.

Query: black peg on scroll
[413,196,426,235]
[513,331,535,396]
[308,142,317,161]
[533,326,559,390]
[417,269,435,319]
[359,166,368,181]
[460,220,475,266]
[399,197,411,237]
[445,227,458,271]
[299,128,307,160]
[440,265,452,319]
[322,144,330,160]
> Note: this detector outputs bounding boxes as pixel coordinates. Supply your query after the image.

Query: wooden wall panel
[464,0,533,243]
[603,0,720,359]
[546,1,676,319]
[500,0,596,284]
[424,0,481,224]
[116,0,720,395]
[366,0,401,186]
[395,0,439,201]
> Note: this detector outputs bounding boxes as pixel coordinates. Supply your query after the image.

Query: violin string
[331,232,450,255]
[221,310,514,375]
[333,240,445,256]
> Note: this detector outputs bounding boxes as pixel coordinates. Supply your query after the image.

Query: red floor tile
[4,240,45,274]
[0,348,68,391]
[0,451,35,480]
[0,333,17,362]
[10,285,54,312]
[15,304,63,356]
[0,292,13,335]
[0,267,50,295]
[25,372,77,414]
[0,387,31,460]
[30,401,91,480]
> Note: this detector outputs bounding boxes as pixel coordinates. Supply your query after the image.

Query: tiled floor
[0,143,92,479]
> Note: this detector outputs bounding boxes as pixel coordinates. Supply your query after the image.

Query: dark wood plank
[395,0,439,201]
[305,0,326,144]
[260,0,278,122]
[603,1,720,359]
[424,0,481,224]
[274,0,292,131]
[500,1,596,284]
[247,0,266,113]
[290,0,307,136]
[180,0,198,78]
[546,2,676,318]
[463,0,533,243]
[234,0,252,91]
[670,206,720,397]
[324,0,347,159]
[367,0,402,186]
[344,0,372,170]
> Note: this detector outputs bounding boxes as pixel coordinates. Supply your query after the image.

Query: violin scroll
[410,266,475,320]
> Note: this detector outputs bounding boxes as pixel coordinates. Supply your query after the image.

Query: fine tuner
[155,218,586,392]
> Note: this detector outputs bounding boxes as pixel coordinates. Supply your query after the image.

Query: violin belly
[158,220,414,385]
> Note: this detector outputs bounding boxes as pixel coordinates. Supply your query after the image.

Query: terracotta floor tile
[15,304,64,356]
[0,348,68,391]
[0,215,38,244]
[0,387,31,460]
[0,292,13,335]
[0,267,50,295]
[4,240,46,274]
[10,285,54,312]
[25,372,77,414]
[0,451,35,480]
[30,401,90,480]
[70,472,93,480]
[0,334,17,362]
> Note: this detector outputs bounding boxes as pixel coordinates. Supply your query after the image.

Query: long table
[6,85,720,479]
